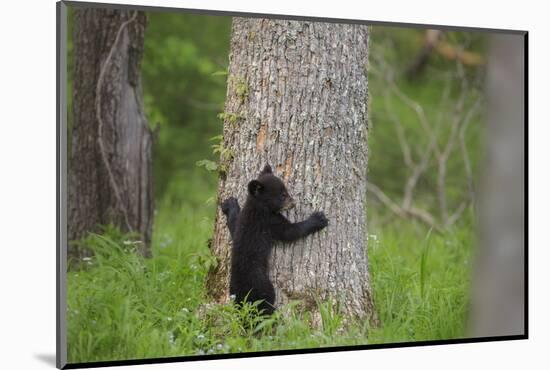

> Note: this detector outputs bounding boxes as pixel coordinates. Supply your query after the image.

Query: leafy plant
[196,135,234,175]
[196,159,218,172]
[419,227,433,299]
[217,111,245,126]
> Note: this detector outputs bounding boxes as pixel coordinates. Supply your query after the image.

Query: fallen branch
[367,182,440,231]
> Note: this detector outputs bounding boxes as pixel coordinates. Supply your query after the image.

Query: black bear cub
[221,164,328,315]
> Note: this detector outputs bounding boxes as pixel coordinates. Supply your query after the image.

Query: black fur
[221,164,328,315]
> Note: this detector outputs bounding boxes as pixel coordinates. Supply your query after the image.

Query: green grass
[67,169,475,363]
[367,219,474,343]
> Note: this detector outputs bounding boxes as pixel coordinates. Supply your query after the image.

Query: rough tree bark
[469,34,525,337]
[207,18,376,321]
[68,8,154,259]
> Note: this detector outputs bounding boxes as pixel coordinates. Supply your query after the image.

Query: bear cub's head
[248,164,296,212]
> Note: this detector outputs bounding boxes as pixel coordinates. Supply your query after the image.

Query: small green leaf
[211,70,228,77]
[196,160,218,172]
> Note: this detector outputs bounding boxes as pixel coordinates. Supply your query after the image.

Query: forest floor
[66,166,474,363]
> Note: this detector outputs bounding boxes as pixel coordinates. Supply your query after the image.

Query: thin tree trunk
[469,34,525,337]
[68,8,154,259]
[207,18,376,321]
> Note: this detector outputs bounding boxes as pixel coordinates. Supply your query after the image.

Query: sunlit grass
[367,217,474,344]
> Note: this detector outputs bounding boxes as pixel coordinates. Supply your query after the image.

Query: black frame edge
[63,335,527,369]
[523,32,529,338]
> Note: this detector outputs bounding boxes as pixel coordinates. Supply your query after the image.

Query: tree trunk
[207,18,376,321]
[68,8,154,259]
[469,34,525,337]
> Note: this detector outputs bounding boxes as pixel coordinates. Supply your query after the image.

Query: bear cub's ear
[259,164,273,176]
[248,180,263,197]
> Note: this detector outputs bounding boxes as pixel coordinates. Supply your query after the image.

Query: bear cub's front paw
[221,197,238,215]
[309,211,328,230]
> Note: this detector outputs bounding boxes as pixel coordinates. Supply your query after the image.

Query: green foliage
[141,12,231,197]
[196,159,218,172]
[316,297,344,337]
[211,135,233,161]
[368,27,486,219]
[211,69,229,77]
[217,111,245,126]
[196,135,234,175]
[419,228,433,299]
[230,75,249,104]
[68,179,217,362]
[367,221,474,343]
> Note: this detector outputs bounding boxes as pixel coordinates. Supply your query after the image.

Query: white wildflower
[167,331,175,345]
[123,240,142,245]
